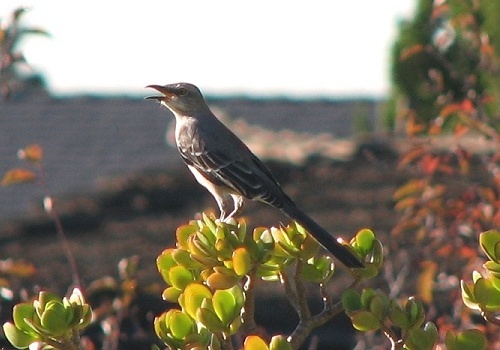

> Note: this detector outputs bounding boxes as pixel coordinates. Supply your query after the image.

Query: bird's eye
[178,88,187,96]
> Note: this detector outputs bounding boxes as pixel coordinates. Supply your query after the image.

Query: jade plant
[154,214,382,350]
[2,288,92,349]
[462,230,500,325]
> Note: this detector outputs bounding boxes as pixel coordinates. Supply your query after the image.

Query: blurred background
[2,1,500,349]
[0,0,414,221]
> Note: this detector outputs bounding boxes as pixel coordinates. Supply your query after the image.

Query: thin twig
[381,324,403,350]
[37,162,82,290]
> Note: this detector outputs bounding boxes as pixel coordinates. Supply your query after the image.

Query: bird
[145,82,363,268]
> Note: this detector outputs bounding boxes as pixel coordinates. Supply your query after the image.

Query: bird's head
[145,82,209,115]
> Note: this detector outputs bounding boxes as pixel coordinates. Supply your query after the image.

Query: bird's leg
[215,193,234,222]
[225,195,245,221]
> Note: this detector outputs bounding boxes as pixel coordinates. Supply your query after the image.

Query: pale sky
[1,1,415,97]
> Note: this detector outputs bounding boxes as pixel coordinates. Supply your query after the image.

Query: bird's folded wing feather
[178,144,286,207]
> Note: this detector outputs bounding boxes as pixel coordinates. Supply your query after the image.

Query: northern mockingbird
[146,82,363,268]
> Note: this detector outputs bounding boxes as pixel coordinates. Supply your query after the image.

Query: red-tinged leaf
[18,144,43,162]
[460,99,474,113]
[454,124,470,137]
[459,246,478,259]
[431,4,449,19]
[429,123,442,135]
[480,43,495,56]
[436,244,454,257]
[406,117,426,136]
[440,103,461,118]
[419,155,440,175]
[398,146,429,169]
[400,44,425,61]
[437,164,455,175]
[481,94,495,104]
[1,169,36,186]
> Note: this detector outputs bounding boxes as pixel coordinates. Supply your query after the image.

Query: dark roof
[0,96,380,220]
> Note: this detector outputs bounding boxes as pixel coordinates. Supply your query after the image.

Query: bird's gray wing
[178,142,288,208]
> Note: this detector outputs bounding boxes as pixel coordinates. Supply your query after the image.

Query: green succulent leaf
[157,249,178,285]
[341,288,362,312]
[162,287,182,303]
[269,335,293,350]
[171,249,204,269]
[473,276,500,311]
[182,283,212,320]
[12,303,37,334]
[484,261,500,280]
[2,322,39,349]
[213,289,238,326]
[360,288,378,309]
[176,224,197,250]
[354,228,375,255]
[388,301,410,329]
[40,300,70,335]
[349,310,381,331]
[479,230,500,262]
[169,265,195,290]
[368,293,389,321]
[445,329,487,350]
[206,271,240,290]
[196,307,226,332]
[169,311,195,340]
[405,322,438,350]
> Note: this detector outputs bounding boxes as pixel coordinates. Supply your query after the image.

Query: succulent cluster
[342,288,487,350]
[154,214,377,349]
[2,288,92,349]
[462,230,500,318]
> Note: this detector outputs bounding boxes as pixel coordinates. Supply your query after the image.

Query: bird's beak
[144,84,174,101]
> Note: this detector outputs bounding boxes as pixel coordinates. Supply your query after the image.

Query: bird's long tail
[280,203,364,268]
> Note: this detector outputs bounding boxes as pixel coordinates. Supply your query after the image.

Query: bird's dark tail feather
[281,204,364,268]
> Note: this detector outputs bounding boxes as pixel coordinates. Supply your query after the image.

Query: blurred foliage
[390,0,500,131]
[0,7,49,101]
[382,0,500,348]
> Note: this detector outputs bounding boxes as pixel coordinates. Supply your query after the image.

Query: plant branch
[240,273,260,337]
[294,259,311,320]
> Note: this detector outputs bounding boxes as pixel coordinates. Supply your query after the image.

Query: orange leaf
[454,124,470,137]
[394,197,419,211]
[393,179,426,201]
[400,44,425,61]
[398,145,429,169]
[406,116,426,136]
[480,43,495,56]
[1,168,36,186]
[417,261,437,304]
[459,246,477,259]
[459,99,474,113]
[18,144,43,163]
[0,259,37,278]
[440,103,461,118]
[436,244,453,257]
